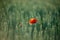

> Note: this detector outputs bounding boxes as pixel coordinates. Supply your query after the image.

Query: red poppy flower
[29,18,37,25]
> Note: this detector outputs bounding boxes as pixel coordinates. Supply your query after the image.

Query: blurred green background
[0,0,60,40]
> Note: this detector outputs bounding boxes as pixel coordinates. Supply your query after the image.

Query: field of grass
[0,0,60,40]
